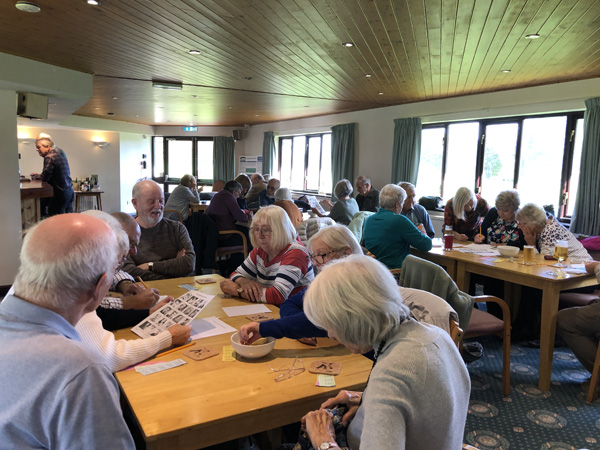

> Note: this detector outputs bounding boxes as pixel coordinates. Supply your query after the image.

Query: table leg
[503,281,521,323]
[538,282,561,391]
[455,261,469,292]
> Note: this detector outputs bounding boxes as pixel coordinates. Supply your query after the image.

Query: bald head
[132,180,165,228]
[13,214,118,318]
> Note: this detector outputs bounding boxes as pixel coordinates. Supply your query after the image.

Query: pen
[156,342,195,358]
[136,276,149,290]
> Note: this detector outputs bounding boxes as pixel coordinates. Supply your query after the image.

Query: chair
[401,254,511,395]
[183,212,218,274]
[164,209,184,223]
[215,229,248,261]
[450,319,464,350]
[587,341,600,403]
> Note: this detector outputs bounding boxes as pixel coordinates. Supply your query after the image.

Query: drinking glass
[523,245,534,265]
[553,240,569,268]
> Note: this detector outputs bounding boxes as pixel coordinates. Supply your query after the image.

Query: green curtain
[262,131,275,175]
[391,117,422,184]
[331,123,355,198]
[571,97,600,236]
[213,136,235,182]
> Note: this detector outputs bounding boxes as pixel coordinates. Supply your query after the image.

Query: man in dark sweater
[355,175,380,212]
[123,180,195,281]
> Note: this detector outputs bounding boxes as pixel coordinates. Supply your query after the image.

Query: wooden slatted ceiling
[1,0,598,127]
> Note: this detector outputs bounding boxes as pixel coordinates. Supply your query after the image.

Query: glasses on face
[267,357,305,382]
[251,226,272,236]
[309,249,337,264]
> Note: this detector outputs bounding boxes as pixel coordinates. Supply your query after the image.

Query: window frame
[422,111,584,219]
[277,132,332,195]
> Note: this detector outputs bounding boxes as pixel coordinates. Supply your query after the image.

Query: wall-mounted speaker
[17,92,48,120]
[233,129,243,141]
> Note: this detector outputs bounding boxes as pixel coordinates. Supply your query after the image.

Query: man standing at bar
[0,214,134,449]
[31,133,74,216]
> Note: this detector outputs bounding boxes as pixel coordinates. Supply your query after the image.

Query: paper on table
[190,316,236,340]
[222,304,271,317]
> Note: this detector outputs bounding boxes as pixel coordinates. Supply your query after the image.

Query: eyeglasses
[267,357,305,382]
[309,249,338,264]
[251,227,272,236]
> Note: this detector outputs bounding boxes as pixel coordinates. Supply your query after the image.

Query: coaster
[196,278,217,285]
[309,360,342,375]
[183,346,219,361]
[246,313,275,322]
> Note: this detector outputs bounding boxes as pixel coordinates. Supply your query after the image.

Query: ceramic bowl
[497,246,519,257]
[231,332,275,359]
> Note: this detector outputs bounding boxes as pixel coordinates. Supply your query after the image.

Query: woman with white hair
[238,225,362,345]
[516,203,592,261]
[444,186,489,241]
[474,189,525,248]
[273,187,303,227]
[164,174,200,222]
[220,206,314,305]
[300,255,470,450]
[329,179,359,225]
[363,184,432,269]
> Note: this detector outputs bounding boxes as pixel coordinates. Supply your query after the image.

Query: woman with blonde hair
[443,186,489,241]
[220,206,314,305]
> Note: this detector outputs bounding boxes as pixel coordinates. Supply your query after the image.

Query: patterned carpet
[464,336,600,450]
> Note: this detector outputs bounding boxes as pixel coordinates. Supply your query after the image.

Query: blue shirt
[41,147,73,192]
[402,203,436,238]
[0,295,134,450]
[258,190,276,207]
[364,208,433,269]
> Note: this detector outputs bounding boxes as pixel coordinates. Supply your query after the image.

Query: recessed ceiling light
[501,69,511,73]
[15,1,41,13]
[188,50,201,55]
[525,33,540,39]
[227,106,233,109]
[378,92,383,95]
[365,74,372,78]
[112,96,118,100]
[244,76,253,81]
[87,0,100,5]
[342,42,354,47]
[135,114,140,117]
[94,107,100,110]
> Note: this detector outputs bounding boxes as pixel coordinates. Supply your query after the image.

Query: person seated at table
[398,181,435,238]
[273,187,303,227]
[123,180,195,281]
[259,178,281,207]
[77,211,191,372]
[329,179,359,225]
[557,261,600,393]
[516,203,592,261]
[246,173,267,207]
[164,174,200,222]
[474,189,525,248]
[206,180,253,246]
[220,206,314,306]
[363,184,433,269]
[238,225,362,346]
[234,174,252,209]
[0,214,135,449]
[356,175,380,212]
[299,255,470,450]
[444,187,489,241]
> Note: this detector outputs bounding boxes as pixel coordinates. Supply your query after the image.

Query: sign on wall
[239,155,263,175]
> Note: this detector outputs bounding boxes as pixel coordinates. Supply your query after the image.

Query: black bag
[419,196,444,211]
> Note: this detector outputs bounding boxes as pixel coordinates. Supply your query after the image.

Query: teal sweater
[363,208,432,269]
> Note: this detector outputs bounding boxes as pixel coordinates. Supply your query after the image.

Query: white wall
[119,133,152,213]
[0,91,23,286]
[241,78,600,194]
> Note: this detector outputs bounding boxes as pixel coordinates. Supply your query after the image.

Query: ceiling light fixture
[152,80,183,90]
[378,92,383,95]
[188,50,201,55]
[87,0,100,5]
[15,1,41,13]
[525,33,540,39]
[501,69,511,73]
[365,74,372,78]
[342,42,354,47]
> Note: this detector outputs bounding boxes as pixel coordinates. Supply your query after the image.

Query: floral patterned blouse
[538,217,592,261]
[481,207,525,249]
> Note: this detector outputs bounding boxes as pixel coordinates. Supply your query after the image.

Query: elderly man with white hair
[30,133,74,216]
[363,184,433,269]
[0,214,135,448]
[398,181,435,238]
[273,187,303,226]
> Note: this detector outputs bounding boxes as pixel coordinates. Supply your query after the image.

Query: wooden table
[411,245,598,391]
[115,276,372,450]
[190,201,210,214]
[20,180,53,230]
[75,190,103,212]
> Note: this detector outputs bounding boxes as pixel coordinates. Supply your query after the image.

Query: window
[420,111,584,219]
[277,133,332,194]
[152,137,214,191]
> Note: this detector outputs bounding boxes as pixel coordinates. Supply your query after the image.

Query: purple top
[206,190,251,231]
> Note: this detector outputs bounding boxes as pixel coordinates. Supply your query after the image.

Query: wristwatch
[319,443,338,450]
[148,262,154,272]
[237,287,244,296]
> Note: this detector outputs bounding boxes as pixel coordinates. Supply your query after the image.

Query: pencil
[156,342,194,358]
[479,225,482,236]
[136,276,149,290]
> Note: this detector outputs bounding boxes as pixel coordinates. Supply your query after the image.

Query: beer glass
[554,240,569,267]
